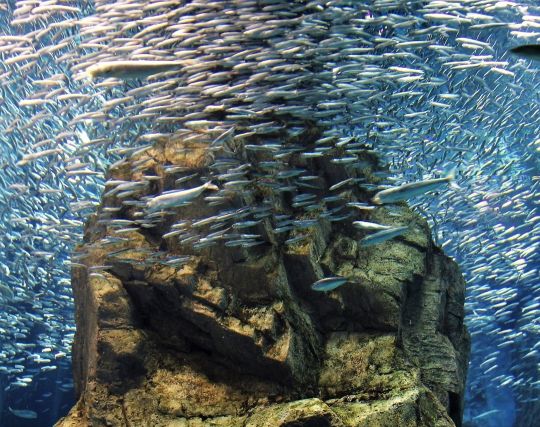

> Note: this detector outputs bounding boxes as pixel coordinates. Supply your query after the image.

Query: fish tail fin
[449,181,461,190]
[444,166,457,181]
[85,69,96,81]
[205,182,219,191]
[442,166,460,190]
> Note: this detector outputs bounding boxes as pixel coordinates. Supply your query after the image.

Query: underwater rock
[56,142,469,427]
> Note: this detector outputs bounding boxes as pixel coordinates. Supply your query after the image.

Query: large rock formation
[56,136,469,426]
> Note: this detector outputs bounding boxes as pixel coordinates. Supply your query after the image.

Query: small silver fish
[359,226,409,247]
[311,276,348,292]
[352,221,393,231]
[86,60,190,80]
[146,182,219,212]
[9,407,38,419]
[372,169,455,204]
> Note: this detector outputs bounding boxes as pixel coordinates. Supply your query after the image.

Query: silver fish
[146,182,219,212]
[9,407,38,419]
[311,276,348,292]
[352,221,393,231]
[372,169,456,205]
[86,60,190,80]
[359,226,409,247]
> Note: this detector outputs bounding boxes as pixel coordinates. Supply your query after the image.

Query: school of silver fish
[0,0,538,425]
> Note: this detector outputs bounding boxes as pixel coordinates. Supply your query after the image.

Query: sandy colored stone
[245,399,345,427]
[330,387,455,427]
[57,91,468,427]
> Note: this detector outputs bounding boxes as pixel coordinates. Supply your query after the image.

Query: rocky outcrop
[56,136,469,426]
